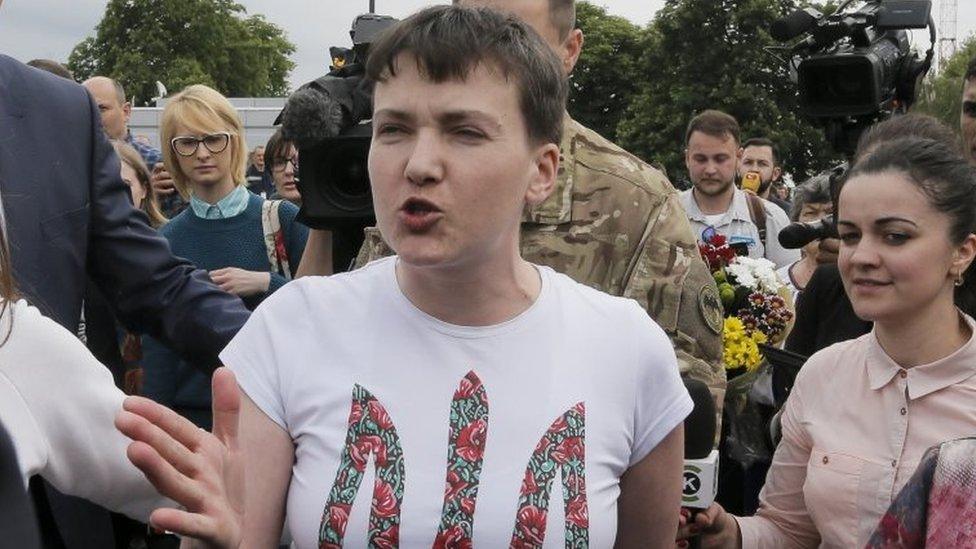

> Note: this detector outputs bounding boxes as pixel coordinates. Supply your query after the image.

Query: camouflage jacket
[355,115,726,443]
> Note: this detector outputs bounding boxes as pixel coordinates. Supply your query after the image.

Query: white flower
[727,256,784,292]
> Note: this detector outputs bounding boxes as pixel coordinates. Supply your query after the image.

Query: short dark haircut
[26,59,73,80]
[366,5,567,146]
[741,137,779,165]
[854,113,960,163]
[452,0,577,40]
[263,129,293,176]
[686,110,740,146]
[966,54,976,83]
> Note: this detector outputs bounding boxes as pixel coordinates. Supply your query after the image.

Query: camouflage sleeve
[620,191,726,448]
[352,227,395,269]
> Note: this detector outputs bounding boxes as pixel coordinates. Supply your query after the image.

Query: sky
[0,0,974,91]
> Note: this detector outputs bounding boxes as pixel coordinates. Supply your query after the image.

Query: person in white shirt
[679,110,800,269]
[116,6,692,548]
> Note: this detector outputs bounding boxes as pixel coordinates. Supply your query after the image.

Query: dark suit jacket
[0,55,251,547]
[0,55,249,367]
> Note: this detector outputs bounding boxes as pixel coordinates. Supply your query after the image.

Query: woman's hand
[677,503,741,549]
[209,268,271,297]
[115,368,244,549]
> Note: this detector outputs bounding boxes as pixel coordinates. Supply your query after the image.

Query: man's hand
[116,368,243,549]
[815,237,840,265]
[152,163,177,197]
[209,268,271,297]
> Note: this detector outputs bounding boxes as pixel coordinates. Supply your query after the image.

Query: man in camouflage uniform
[351,0,726,440]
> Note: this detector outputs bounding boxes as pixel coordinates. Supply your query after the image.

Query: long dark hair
[844,137,976,313]
[0,201,16,346]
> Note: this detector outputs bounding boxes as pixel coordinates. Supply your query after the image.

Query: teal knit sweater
[142,192,308,428]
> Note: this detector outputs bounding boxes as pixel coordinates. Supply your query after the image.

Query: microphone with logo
[682,378,719,549]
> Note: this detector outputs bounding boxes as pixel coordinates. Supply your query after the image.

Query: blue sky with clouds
[1,0,973,91]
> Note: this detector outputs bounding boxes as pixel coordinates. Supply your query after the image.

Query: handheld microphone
[777,215,837,249]
[770,7,821,42]
[683,378,718,549]
[740,172,762,194]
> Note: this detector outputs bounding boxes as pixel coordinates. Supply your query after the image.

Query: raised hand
[116,367,244,548]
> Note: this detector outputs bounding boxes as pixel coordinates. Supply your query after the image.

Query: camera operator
[679,110,800,269]
[331,0,728,439]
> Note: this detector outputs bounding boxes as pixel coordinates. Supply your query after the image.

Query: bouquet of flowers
[699,232,793,373]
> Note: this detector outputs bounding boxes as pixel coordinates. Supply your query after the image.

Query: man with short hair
[353,0,726,432]
[739,136,791,214]
[82,75,186,216]
[680,110,799,269]
[245,145,273,196]
[962,55,976,165]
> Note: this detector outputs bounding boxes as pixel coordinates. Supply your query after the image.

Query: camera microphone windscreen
[770,8,819,42]
[683,378,719,511]
[279,87,346,149]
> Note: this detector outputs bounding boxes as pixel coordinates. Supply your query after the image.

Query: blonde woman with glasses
[141,85,308,430]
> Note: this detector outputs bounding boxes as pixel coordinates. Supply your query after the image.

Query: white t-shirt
[0,300,170,520]
[222,257,692,548]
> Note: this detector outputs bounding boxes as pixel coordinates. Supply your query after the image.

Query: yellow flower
[722,317,767,372]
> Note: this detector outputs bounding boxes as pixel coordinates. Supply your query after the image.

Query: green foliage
[914,35,976,131]
[68,0,295,105]
[568,3,644,141]
[614,0,840,185]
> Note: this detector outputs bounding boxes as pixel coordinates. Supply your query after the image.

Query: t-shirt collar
[866,312,976,399]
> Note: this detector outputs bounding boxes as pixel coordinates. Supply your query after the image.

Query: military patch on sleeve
[699,285,724,335]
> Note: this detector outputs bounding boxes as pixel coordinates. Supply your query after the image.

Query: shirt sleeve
[1,304,173,521]
[220,284,301,431]
[735,359,820,548]
[628,302,694,466]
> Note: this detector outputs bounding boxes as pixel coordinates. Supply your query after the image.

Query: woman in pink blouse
[683,137,976,548]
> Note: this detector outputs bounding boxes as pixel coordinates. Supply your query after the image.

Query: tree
[68,0,295,104]
[914,35,976,131]
[568,2,644,141]
[615,0,839,186]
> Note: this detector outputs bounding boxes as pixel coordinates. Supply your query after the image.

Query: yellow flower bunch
[722,317,767,372]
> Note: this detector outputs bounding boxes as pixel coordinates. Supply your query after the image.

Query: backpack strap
[261,200,292,281]
[744,192,768,250]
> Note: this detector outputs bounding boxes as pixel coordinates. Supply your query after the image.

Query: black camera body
[279,13,397,269]
[774,0,934,154]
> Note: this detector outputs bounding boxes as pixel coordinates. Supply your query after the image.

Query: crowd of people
[2,0,976,548]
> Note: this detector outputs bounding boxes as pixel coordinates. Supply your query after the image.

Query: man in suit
[0,9,251,546]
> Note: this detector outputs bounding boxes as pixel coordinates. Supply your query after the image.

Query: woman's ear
[525,143,560,207]
[952,233,976,282]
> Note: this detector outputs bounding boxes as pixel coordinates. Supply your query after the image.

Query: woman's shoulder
[0,300,94,374]
[793,335,871,389]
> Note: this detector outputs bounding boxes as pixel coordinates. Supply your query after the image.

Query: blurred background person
[264,129,301,206]
[962,55,976,165]
[776,173,832,299]
[245,144,273,197]
[141,85,307,429]
[739,137,791,214]
[25,58,72,80]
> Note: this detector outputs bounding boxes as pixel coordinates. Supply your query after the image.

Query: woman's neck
[395,251,541,327]
[875,294,971,368]
[192,179,238,205]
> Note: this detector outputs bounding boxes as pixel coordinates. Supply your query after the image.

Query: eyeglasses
[271,156,299,173]
[171,132,231,157]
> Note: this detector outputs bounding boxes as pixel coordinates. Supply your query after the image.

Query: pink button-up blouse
[736,314,976,548]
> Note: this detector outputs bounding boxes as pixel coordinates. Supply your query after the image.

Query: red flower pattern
[456,418,488,462]
[351,435,388,468]
[551,436,584,463]
[566,494,589,529]
[371,479,399,518]
[520,468,539,496]
[516,505,548,546]
[433,524,471,549]
[371,524,399,549]
[327,503,351,536]
[369,399,395,430]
